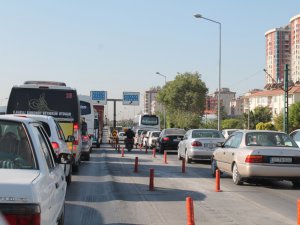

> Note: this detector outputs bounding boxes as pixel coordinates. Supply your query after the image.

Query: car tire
[72,162,79,172]
[57,203,65,225]
[232,163,243,185]
[66,166,72,185]
[292,180,300,187]
[211,158,217,177]
[185,151,192,164]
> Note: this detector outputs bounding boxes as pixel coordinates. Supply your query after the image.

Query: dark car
[156,128,186,153]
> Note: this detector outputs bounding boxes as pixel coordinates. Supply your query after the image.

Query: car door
[179,131,190,157]
[222,132,243,173]
[34,125,66,223]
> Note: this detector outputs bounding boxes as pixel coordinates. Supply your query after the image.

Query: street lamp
[194,14,222,131]
[155,72,167,129]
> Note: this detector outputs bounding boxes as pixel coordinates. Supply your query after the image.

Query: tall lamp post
[194,14,222,131]
[155,72,167,129]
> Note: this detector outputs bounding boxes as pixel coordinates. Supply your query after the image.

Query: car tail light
[245,155,263,163]
[51,142,59,150]
[82,135,89,142]
[191,141,202,147]
[163,137,170,141]
[2,203,40,225]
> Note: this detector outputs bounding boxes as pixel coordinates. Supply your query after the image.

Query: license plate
[270,157,292,163]
[204,143,215,149]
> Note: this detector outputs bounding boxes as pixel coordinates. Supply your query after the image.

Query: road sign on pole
[90,91,107,105]
[123,92,140,105]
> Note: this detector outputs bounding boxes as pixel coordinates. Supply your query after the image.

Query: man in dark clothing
[125,128,135,139]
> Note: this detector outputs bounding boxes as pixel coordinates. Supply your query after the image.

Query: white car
[222,129,240,139]
[178,129,225,163]
[0,115,70,225]
[17,114,73,184]
[144,130,161,148]
[118,132,126,142]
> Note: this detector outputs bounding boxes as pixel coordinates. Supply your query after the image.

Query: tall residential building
[143,89,163,115]
[290,14,300,82]
[211,88,236,115]
[265,26,291,84]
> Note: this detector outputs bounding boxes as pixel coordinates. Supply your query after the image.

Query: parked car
[81,134,91,160]
[222,129,240,139]
[0,115,70,224]
[144,130,161,149]
[289,129,300,147]
[211,130,300,186]
[156,128,186,153]
[178,129,225,163]
[16,114,73,184]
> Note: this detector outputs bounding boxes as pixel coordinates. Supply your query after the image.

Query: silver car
[178,129,225,163]
[212,130,300,186]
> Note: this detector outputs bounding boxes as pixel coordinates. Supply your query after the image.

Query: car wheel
[185,151,192,164]
[232,163,243,185]
[72,161,79,172]
[57,203,65,225]
[66,165,72,185]
[211,158,217,177]
[178,150,182,160]
[292,180,300,187]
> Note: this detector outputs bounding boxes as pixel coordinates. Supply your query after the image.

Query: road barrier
[186,197,195,225]
[215,169,222,192]
[121,147,124,157]
[152,148,156,158]
[149,168,154,191]
[182,158,186,173]
[298,199,300,225]
[164,151,167,164]
[134,157,138,173]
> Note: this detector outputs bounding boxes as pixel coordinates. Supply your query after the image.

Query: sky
[0,1,300,120]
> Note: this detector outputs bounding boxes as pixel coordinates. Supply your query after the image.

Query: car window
[55,121,66,141]
[230,132,243,148]
[192,130,223,138]
[246,132,298,147]
[32,125,55,170]
[223,135,235,148]
[152,132,160,137]
[292,131,300,141]
[0,121,36,169]
[41,122,51,138]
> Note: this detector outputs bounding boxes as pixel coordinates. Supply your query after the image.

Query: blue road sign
[123,92,140,105]
[90,91,107,105]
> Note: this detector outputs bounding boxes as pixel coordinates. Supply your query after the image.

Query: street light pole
[155,72,167,129]
[194,14,222,131]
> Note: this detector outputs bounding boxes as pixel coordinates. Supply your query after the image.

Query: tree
[222,118,243,129]
[256,122,275,130]
[156,72,208,128]
[273,112,283,131]
[288,102,300,132]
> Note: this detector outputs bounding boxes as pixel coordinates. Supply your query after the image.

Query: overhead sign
[123,92,140,105]
[90,91,107,105]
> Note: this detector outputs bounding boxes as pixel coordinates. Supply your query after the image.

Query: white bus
[79,95,101,147]
[133,114,160,147]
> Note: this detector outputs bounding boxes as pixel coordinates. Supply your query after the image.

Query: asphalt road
[64,130,300,225]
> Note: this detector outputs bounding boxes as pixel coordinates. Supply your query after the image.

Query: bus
[134,114,160,131]
[6,80,82,170]
[79,95,101,148]
[133,114,160,147]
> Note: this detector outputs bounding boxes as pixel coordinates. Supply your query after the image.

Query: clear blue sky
[0,1,300,119]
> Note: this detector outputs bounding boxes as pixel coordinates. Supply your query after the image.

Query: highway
[64,128,300,225]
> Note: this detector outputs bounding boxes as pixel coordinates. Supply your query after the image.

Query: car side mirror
[57,153,72,164]
[67,135,75,142]
[217,142,224,147]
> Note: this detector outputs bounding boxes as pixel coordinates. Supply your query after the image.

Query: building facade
[290,14,300,83]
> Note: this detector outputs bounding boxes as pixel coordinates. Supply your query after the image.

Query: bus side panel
[59,122,74,150]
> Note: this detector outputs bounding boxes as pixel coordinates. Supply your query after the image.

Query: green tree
[222,118,243,129]
[253,106,272,125]
[156,72,208,128]
[256,122,275,130]
[274,112,283,131]
[288,102,300,131]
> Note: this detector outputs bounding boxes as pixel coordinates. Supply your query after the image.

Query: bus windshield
[141,115,159,126]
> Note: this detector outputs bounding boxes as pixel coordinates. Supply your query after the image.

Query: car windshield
[246,132,298,147]
[192,130,223,138]
[152,132,160,137]
[0,120,37,169]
